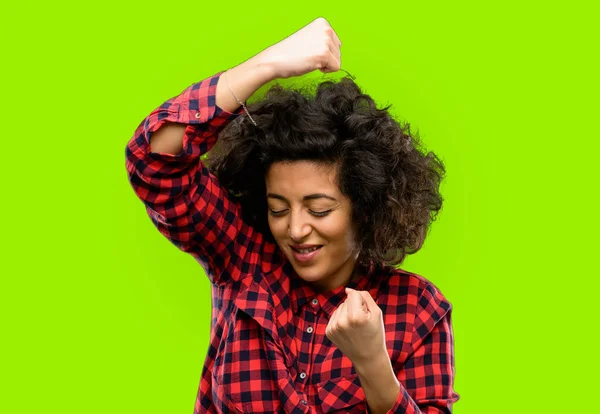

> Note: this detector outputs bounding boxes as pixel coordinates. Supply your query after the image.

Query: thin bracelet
[224,70,257,126]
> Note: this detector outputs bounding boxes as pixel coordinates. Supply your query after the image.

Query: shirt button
[194,112,201,118]
[299,372,307,379]
[311,298,319,306]
[300,399,308,405]
[306,327,313,333]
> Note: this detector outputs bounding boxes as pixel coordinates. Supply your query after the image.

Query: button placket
[296,308,316,389]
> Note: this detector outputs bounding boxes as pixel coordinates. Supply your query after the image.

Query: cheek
[268,217,287,239]
[319,216,355,248]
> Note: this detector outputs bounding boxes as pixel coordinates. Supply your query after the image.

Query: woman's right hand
[258,17,343,79]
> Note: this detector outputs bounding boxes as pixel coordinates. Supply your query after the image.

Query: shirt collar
[288,260,379,318]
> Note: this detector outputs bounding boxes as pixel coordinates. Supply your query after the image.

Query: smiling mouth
[291,246,322,254]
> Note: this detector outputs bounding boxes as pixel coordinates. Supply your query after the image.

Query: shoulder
[377,266,451,310]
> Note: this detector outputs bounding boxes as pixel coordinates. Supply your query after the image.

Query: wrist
[354,349,400,414]
[249,50,279,83]
[353,346,390,375]
[352,350,394,378]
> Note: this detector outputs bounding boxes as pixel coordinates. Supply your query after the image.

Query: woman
[125,17,459,414]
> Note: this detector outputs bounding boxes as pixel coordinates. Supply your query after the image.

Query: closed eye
[269,209,289,217]
[269,209,332,217]
[310,209,332,217]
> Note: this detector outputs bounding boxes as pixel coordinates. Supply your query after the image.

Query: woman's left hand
[325,287,388,365]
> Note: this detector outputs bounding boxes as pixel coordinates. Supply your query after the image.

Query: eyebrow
[267,193,338,202]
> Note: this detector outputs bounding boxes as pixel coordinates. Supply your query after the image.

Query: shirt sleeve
[195,367,218,414]
[384,285,460,414]
[125,71,260,285]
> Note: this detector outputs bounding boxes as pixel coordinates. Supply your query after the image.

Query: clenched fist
[325,287,388,365]
[257,17,342,79]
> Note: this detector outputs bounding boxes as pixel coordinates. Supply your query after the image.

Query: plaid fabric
[125,71,460,413]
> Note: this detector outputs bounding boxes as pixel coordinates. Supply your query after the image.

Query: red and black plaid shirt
[125,71,459,413]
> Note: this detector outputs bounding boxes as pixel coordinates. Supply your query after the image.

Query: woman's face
[265,160,359,292]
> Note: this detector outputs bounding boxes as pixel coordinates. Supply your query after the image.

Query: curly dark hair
[207,76,445,267]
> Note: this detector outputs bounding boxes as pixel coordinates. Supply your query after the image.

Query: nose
[288,211,312,242]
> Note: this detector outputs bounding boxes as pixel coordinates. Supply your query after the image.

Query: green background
[2,1,598,413]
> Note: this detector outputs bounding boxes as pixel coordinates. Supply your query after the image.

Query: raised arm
[125,17,343,285]
[125,57,275,285]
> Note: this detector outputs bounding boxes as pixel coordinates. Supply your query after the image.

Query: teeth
[297,247,319,254]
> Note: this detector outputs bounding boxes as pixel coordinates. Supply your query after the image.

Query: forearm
[215,52,277,112]
[150,53,276,155]
[354,352,401,414]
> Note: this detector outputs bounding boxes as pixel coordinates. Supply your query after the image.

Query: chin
[293,266,326,283]
[279,245,330,283]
